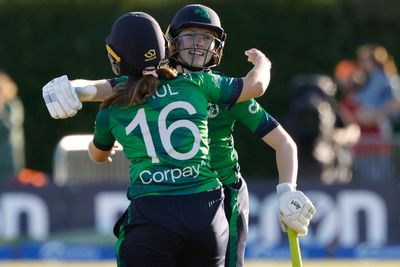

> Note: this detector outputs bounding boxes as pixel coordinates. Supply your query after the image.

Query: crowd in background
[287,43,400,184]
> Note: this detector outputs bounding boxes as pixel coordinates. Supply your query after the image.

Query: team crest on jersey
[248,101,259,114]
[207,103,219,118]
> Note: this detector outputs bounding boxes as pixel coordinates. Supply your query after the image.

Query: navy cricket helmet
[166,4,226,70]
[105,12,165,76]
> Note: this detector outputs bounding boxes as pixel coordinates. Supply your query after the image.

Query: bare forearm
[262,126,298,185]
[239,49,271,102]
[275,143,298,185]
[88,141,111,163]
[243,56,271,91]
[72,79,113,102]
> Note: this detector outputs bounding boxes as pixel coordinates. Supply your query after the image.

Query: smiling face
[174,27,217,69]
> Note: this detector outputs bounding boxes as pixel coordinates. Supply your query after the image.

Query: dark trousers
[223,177,249,267]
[115,188,229,267]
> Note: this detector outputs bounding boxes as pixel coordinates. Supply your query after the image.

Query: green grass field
[2,260,400,267]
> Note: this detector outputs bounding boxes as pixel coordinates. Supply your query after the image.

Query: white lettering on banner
[139,162,202,184]
[248,189,388,248]
[0,193,49,240]
[94,192,129,234]
[338,190,387,246]
[258,194,281,246]
[303,191,337,246]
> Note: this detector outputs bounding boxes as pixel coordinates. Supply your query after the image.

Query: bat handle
[288,228,303,267]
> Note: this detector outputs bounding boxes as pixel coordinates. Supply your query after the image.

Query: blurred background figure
[334,59,365,126]
[0,71,25,183]
[351,44,400,181]
[286,74,360,184]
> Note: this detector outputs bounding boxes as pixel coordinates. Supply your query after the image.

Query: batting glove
[42,75,82,119]
[277,182,316,236]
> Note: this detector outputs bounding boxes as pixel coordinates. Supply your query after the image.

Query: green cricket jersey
[207,98,279,186]
[94,72,242,199]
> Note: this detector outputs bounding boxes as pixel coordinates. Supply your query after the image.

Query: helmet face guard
[168,32,225,71]
[166,4,226,71]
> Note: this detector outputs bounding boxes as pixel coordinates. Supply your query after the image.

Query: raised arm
[238,48,271,102]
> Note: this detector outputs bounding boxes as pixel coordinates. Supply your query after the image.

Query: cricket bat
[288,228,303,267]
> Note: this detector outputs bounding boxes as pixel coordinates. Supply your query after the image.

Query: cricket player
[45,9,272,267]
[42,4,315,267]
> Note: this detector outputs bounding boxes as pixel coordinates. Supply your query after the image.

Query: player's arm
[72,79,113,102]
[238,48,271,102]
[262,126,316,236]
[42,75,113,119]
[262,125,298,185]
[88,141,112,163]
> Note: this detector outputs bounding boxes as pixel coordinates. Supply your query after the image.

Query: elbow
[286,135,297,155]
[290,139,298,157]
[253,76,271,97]
[280,135,297,157]
[88,142,109,163]
[88,151,108,163]
[255,81,269,96]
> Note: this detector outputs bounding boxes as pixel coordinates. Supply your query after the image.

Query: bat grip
[288,228,303,267]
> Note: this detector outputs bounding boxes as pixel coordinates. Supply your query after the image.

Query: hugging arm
[42,75,113,119]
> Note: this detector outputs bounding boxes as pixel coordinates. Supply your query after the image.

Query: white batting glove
[277,182,316,236]
[42,75,82,119]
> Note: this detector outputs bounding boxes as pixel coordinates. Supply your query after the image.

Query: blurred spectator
[334,59,365,126]
[286,74,360,184]
[0,71,25,182]
[351,44,399,181]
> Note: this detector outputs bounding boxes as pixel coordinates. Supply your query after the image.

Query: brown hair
[102,66,177,108]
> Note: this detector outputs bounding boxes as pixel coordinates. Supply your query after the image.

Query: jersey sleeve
[107,76,128,89]
[201,73,243,109]
[92,107,115,151]
[230,99,279,137]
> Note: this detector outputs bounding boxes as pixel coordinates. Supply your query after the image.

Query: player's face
[175,27,217,69]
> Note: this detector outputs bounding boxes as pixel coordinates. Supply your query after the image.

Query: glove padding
[278,187,315,236]
[42,75,82,119]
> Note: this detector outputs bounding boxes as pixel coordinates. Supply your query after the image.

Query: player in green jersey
[164,6,314,265]
[42,4,315,267]
[44,10,271,267]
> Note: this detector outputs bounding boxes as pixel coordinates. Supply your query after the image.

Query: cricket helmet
[166,4,226,70]
[105,12,165,76]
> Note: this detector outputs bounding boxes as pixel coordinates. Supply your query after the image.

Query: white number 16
[125,101,200,163]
